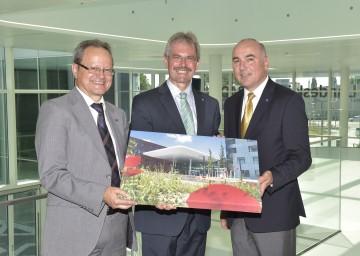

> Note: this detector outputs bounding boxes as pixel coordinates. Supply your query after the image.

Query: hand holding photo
[120,130,262,212]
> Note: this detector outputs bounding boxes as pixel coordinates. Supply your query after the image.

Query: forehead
[170,40,196,53]
[232,40,262,58]
[83,47,113,63]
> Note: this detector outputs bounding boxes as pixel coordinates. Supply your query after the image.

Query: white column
[159,72,166,87]
[327,69,333,146]
[292,71,297,91]
[5,46,18,185]
[209,55,223,111]
[5,46,16,256]
[339,66,349,147]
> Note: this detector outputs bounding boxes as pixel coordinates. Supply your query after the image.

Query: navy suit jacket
[130,82,221,236]
[223,78,312,232]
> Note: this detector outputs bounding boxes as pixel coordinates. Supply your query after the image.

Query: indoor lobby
[1,0,360,255]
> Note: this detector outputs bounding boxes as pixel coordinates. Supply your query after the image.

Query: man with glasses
[131,32,221,256]
[35,39,137,256]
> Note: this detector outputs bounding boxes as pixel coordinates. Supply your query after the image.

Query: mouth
[91,78,106,85]
[240,72,251,78]
[175,67,191,74]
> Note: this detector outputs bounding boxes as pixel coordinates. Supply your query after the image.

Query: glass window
[0,93,8,185]
[39,56,74,90]
[248,145,258,152]
[16,94,39,182]
[14,49,74,90]
[0,48,5,90]
[14,190,37,255]
[14,58,38,89]
[117,73,130,120]
[237,157,245,164]
[0,195,9,254]
[16,93,65,182]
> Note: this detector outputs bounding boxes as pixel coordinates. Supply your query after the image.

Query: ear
[264,56,269,71]
[195,59,200,71]
[163,55,169,68]
[72,63,78,79]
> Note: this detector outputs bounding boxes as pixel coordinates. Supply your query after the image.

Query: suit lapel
[68,88,108,162]
[158,83,187,133]
[235,90,244,137]
[246,79,276,138]
[193,90,205,135]
[105,103,126,166]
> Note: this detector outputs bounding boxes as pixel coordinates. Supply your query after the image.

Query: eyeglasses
[169,55,198,64]
[75,63,115,76]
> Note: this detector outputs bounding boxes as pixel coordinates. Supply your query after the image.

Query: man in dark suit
[35,39,137,256]
[220,38,312,256]
[131,32,221,256]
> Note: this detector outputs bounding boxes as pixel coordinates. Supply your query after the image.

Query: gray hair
[164,32,200,61]
[73,39,113,65]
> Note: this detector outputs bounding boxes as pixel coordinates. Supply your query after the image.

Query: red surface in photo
[186,184,261,212]
[124,155,142,168]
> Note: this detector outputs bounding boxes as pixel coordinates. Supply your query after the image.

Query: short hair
[236,38,267,57]
[73,39,113,65]
[164,32,200,61]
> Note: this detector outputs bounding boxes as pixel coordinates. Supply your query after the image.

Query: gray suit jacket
[35,88,134,255]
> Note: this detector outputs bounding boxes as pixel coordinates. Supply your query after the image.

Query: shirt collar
[76,86,106,109]
[243,76,268,98]
[166,80,193,97]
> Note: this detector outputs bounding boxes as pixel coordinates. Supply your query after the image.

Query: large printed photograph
[120,130,262,212]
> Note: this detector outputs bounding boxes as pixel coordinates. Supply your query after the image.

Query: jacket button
[106,174,111,179]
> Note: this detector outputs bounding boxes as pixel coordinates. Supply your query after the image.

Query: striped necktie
[240,93,256,139]
[179,93,195,135]
[91,103,120,187]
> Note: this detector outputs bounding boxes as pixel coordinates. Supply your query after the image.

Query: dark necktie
[91,103,120,187]
[240,93,256,139]
[179,92,195,135]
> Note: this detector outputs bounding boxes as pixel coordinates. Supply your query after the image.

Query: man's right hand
[103,187,137,210]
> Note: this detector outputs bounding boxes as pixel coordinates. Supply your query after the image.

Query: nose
[95,70,105,78]
[239,61,246,70]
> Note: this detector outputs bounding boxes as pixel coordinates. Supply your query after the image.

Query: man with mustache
[130,32,221,256]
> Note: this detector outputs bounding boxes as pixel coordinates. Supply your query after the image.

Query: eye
[90,67,101,73]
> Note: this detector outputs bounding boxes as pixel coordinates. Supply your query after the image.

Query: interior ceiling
[1,0,360,75]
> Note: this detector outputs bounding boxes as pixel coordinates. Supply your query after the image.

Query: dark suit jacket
[223,78,312,232]
[130,82,221,236]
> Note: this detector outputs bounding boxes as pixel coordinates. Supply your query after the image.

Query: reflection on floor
[129,160,360,256]
[207,157,360,256]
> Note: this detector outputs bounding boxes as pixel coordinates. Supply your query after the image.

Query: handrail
[0,193,47,208]
[309,135,341,145]
[0,182,42,196]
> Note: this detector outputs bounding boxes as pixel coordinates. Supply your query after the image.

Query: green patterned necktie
[179,92,195,135]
